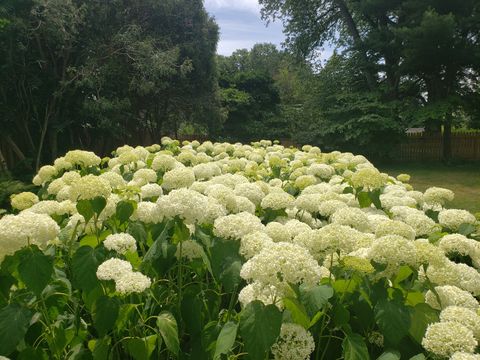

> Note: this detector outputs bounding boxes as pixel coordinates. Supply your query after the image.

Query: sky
[203,0,335,62]
[204,0,285,56]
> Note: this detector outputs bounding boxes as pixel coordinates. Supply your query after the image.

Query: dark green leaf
[370,189,382,209]
[374,298,411,346]
[458,223,476,236]
[283,298,310,329]
[77,200,94,223]
[333,303,350,328]
[94,296,119,337]
[214,321,238,359]
[142,221,172,265]
[124,335,157,360]
[425,210,439,222]
[342,332,370,360]
[157,312,179,355]
[239,301,282,360]
[409,354,426,360]
[358,191,372,208]
[0,304,32,355]
[409,303,439,344]
[299,284,334,317]
[72,246,105,291]
[91,196,107,216]
[115,201,135,224]
[17,246,53,296]
[377,350,401,360]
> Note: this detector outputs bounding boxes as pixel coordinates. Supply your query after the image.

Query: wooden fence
[398,132,480,161]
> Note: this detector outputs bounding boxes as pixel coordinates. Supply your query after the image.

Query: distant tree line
[1,0,479,173]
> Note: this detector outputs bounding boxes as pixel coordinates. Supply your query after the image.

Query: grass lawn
[378,162,480,214]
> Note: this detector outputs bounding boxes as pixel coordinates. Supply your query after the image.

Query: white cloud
[204,0,260,14]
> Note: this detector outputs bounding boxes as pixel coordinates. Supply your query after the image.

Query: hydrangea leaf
[94,296,120,337]
[17,245,54,296]
[157,312,180,355]
[408,303,439,344]
[342,332,370,360]
[72,246,105,291]
[0,304,32,355]
[239,300,282,360]
[214,321,238,359]
[374,298,411,346]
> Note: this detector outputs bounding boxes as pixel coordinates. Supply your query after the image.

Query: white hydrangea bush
[1,138,479,359]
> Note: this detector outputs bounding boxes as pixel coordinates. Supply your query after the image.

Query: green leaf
[458,223,476,236]
[0,304,33,355]
[283,298,310,329]
[77,200,94,223]
[299,284,334,317]
[116,201,135,224]
[409,303,439,344]
[17,246,53,296]
[333,303,350,329]
[124,335,157,360]
[358,191,372,208]
[157,312,179,355]
[425,209,439,222]
[91,196,107,216]
[72,246,105,291]
[94,296,120,337]
[239,301,282,360]
[343,186,354,194]
[214,321,238,359]
[210,238,243,292]
[374,298,411,346]
[377,351,401,360]
[342,332,370,360]
[409,354,426,360]
[370,189,382,209]
[172,219,190,244]
[142,221,172,265]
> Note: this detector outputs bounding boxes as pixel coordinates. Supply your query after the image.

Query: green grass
[378,163,480,214]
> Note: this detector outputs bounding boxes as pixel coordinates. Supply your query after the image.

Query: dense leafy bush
[1,139,480,359]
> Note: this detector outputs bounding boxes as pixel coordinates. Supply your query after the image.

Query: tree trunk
[334,0,376,90]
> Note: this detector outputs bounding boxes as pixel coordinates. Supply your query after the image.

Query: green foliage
[239,301,283,360]
[0,304,32,356]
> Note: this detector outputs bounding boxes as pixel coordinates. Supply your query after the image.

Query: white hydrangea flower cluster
[10,192,39,210]
[96,258,151,295]
[0,212,60,261]
[104,233,137,254]
[13,139,480,358]
[271,323,315,360]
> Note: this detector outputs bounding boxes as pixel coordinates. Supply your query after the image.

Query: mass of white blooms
[115,271,151,295]
[140,183,163,199]
[64,150,101,168]
[375,220,416,240]
[157,188,209,224]
[175,240,205,261]
[213,212,264,240]
[260,191,295,210]
[10,192,39,210]
[424,187,455,207]
[104,233,137,254]
[271,323,315,360]
[0,212,60,261]
[330,207,372,232]
[368,235,417,268]
[96,258,133,281]
[240,242,324,292]
[425,285,479,311]
[440,306,480,340]
[161,167,195,190]
[438,209,477,231]
[6,138,479,358]
[350,167,386,190]
[69,174,112,201]
[451,353,480,360]
[422,321,477,357]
